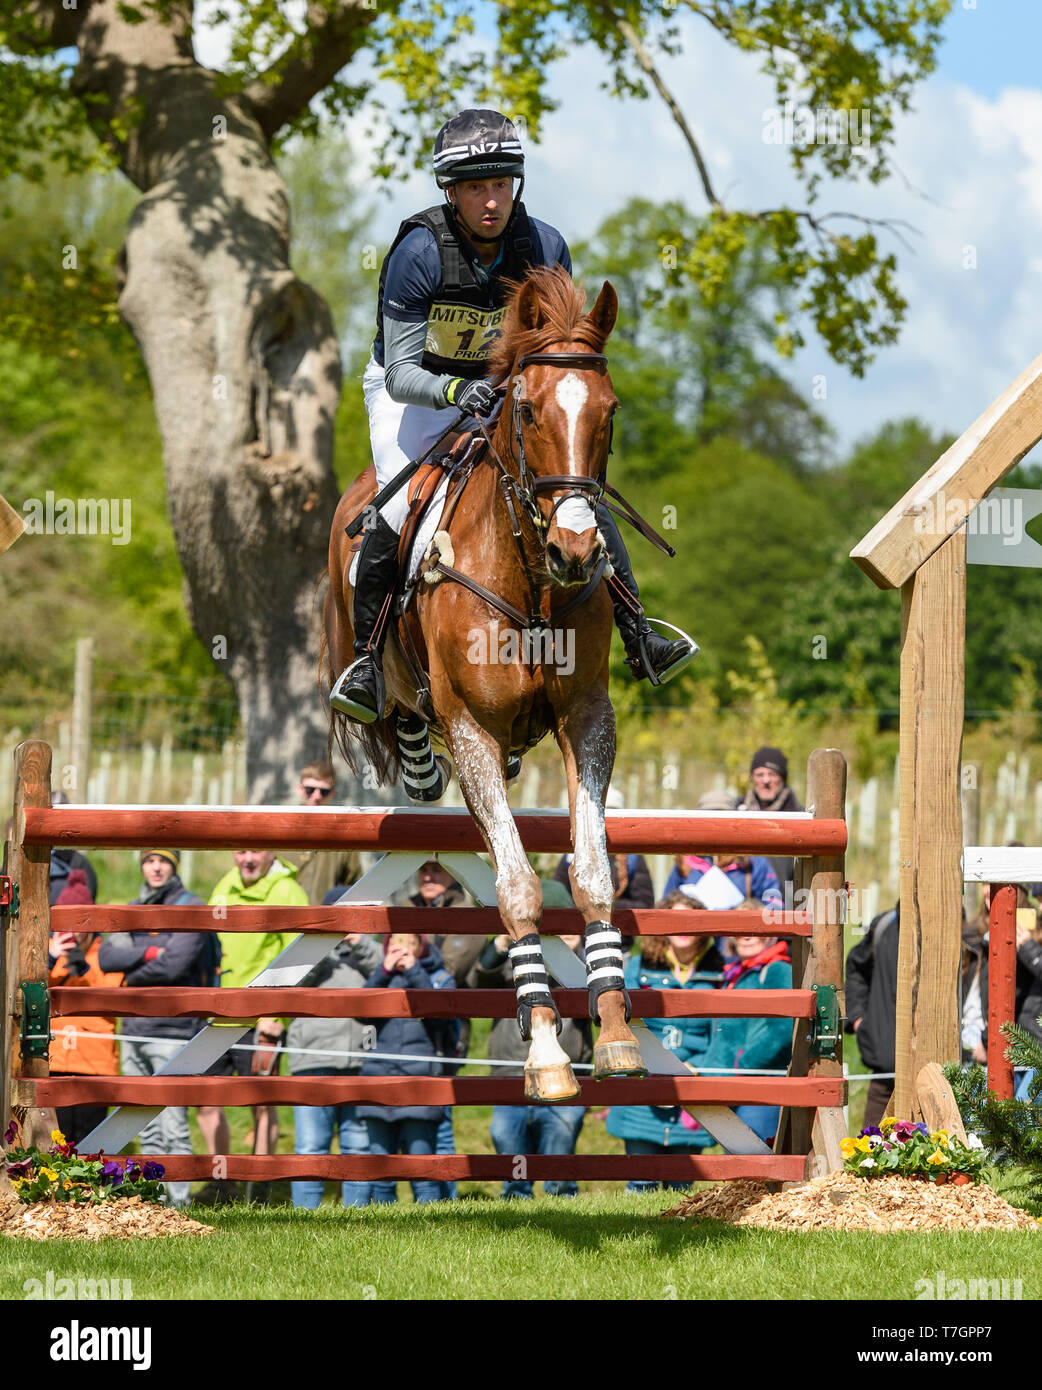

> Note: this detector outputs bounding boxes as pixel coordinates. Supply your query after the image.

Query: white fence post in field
[138,740,156,804]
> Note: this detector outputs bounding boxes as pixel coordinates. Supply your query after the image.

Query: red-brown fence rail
[3,740,850,1186]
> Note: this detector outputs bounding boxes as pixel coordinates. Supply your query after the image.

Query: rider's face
[449,178,514,240]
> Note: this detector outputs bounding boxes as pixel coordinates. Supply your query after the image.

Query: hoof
[592,1039,647,1080]
[524,1062,581,1104]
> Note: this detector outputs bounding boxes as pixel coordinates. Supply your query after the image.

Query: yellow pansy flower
[926,1149,947,1166]
[39,1166,58,1181]
[930,1131,950,1145]
[51,1128,67,1146]
[854,1137,872,1153]
[62,1179,73,1190]
[880,1117,897,1132]
[840,1137,857,1158]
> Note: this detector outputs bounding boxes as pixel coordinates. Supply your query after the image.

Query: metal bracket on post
[19,982,50,1061]
[0,874,18,916]
[808,983,840,1061]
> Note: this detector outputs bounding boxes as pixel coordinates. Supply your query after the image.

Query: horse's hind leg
[556,692,646,1080]
[444,708,580,1102]
[395,711,452,803]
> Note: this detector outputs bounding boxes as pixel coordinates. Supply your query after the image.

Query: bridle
[477,349,611,545]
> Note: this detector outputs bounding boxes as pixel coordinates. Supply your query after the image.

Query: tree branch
[593,0,722,210]
[243,0,378,141]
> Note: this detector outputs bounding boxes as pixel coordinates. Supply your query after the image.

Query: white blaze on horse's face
[553,372,597,535]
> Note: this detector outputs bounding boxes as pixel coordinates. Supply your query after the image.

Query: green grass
[2,1191,1041,1301]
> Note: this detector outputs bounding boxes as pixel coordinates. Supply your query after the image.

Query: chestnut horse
[322,265,645,1099]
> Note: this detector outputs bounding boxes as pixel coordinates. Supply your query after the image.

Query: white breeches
[362,356,456,533]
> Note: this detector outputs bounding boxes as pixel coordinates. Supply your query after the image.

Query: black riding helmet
[433,108,526,243]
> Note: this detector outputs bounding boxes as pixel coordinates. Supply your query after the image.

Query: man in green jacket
[196,850,307,1201]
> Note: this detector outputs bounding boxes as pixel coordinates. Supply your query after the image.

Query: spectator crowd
[26,743,1024,1207]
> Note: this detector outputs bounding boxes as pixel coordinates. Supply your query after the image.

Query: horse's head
[492,267,619,588]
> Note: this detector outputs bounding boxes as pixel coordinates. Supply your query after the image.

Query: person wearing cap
[330,107,697,726]
[736,747,804,900]
[98,850,209,1207]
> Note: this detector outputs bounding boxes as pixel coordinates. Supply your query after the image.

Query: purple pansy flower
[858,1126,883,1139]
[4,1119,19,1145]
[100,1160,124,1185]
[141,1161,164,1181]
[6,1157,33,1178]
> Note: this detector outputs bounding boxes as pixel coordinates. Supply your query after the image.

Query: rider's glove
[445,377,498,418]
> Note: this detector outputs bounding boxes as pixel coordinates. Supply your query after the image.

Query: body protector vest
[374,202,539,380]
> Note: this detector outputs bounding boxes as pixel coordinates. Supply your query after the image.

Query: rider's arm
[382,227,456,410]
[383,315,456,410]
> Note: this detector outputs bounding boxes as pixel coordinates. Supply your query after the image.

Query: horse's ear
[588,280,618,340]
[518,279,544,330]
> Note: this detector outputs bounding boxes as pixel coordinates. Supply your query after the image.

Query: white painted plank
[963,845,1042,882]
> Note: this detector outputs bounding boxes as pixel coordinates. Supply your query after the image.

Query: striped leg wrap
[508,933,559,1041]
[396,712,447,803]
[585,921,631,1024]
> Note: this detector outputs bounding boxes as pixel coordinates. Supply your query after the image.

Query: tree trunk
[63,0,356,800]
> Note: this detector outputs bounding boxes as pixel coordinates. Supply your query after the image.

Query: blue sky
[197,2,1042,461]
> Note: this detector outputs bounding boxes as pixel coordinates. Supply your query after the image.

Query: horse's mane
[489,264,608,383]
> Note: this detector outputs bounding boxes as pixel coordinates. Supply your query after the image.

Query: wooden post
[987,883,1017,1100]
[4,741,56,1148]
[70,636,94,799]
[779,749,847,1172]
[894,532,966,1119]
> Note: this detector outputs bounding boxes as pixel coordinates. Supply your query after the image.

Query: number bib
[425,302,506,366]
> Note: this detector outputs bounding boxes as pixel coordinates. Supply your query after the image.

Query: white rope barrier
[33,1026,897,1080]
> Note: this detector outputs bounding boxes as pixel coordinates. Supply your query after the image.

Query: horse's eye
[520,401,535,424]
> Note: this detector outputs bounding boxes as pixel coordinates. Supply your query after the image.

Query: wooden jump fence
[3,739,851,1185]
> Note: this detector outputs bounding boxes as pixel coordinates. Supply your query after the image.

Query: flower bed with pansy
[3,1121,165,1204]
[841,1118,988,1185]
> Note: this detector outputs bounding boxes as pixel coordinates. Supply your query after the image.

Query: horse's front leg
[444,706,581,1102]
[556,691,647,1080]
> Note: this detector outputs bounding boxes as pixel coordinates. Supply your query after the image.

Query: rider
[331,108,697,724]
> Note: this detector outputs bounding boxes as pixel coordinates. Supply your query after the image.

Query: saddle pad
[348,474,449,589]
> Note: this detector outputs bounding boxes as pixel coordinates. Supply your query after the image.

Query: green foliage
[841,1118,988,1183]
[1,0,950,371]
[945,1043,1042,1208]
[4,1120,166,1204]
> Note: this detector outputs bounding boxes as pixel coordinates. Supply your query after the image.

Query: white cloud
[191,4,1042,463]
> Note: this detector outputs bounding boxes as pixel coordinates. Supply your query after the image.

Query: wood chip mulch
[661,1172,1042,1232]
[0,1191,215,1241]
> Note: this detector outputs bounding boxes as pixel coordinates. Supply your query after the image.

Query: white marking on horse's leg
[528,1012,572,1069]
[570,780,614,920]
[450,718,540,932]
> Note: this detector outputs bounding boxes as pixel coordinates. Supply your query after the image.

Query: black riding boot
[596,503,699,686]
[329,514,400,724]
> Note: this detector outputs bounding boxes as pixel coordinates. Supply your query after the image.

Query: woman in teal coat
[699,931,792,1143]
[606,893,724,1192]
